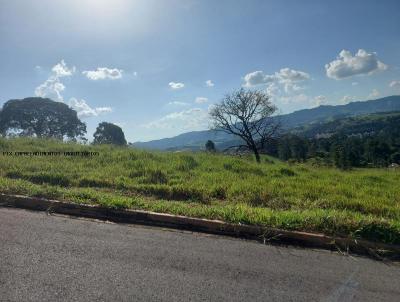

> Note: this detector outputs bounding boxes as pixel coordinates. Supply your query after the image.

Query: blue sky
[1,0,400,142]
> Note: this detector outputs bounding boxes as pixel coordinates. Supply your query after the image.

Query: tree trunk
[253,147,261,163]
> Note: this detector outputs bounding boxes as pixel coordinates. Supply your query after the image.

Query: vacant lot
[0,138,399,244]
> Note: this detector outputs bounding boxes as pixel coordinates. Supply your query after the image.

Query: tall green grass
[1,137,399,244]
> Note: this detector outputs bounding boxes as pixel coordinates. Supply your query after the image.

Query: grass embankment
[0,138,399,244]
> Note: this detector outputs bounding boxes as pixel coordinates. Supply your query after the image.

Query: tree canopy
[273,112,400,169]
[0,97,86,140]
[93,122,127,145]
[205,140,216,152]
[209,88,279,162]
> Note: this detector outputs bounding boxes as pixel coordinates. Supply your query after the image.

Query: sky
[1,0,400,142]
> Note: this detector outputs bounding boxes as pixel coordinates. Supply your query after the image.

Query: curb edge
[1,193,399,260]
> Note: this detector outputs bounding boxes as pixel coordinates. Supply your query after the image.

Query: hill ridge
[132,95,400,150]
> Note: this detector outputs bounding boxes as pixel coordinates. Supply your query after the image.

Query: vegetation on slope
[132,95,400,151]
[0,138,399,244]
[275,112,400,168]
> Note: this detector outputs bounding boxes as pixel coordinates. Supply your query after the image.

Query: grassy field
[1,137,399,245]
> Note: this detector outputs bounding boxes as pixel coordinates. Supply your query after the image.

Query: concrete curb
[1,193,399,260]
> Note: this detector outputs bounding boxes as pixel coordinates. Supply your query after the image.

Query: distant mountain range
[293,110,400,139]
[132,95,400,151]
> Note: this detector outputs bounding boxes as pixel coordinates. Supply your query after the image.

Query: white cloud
[276,68,310,82]
[69,98,112,118]
[52,60,76,77]
[169,82,185,89]
[243,71,276,87]
[195,97,208,104]
[265,82,280,97]
[168,101,189,106]
[34,61,113,118]
[276,68,310,93]
[339,95,356,104]
[368,89,380,99]
[313,95,327,107]
[143,107,209,130]
[242,68,311,110]
[35,78,66,102]
[83,67,123,80]
[274,93,331,110]
[325,49,388,80]
[243,68,309,94]
[34,60,75,101]
[352,82,358,86]
[279,93,309,105]
[234,67,313,113]
[205,80,214,87]
[389,80,400,88]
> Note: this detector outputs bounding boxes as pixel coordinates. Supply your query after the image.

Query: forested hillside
[274,112,400,168]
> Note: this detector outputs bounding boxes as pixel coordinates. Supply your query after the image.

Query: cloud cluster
[241,48,388,111]
[52,60,76,77]
[243,71,275,87]
[325,49,387,80]
[169,82,185,90]
[368,89,380,99]
[313,95,327,107]
[35,80,66,102]
[144,107,209,131]
[242,67,311,111]
[35,60,75,102]
[82,67,123,80]
[278,68,310,82]
[339,95,356,104]
[243,68,310,94]
[34,60,113,119]
[389,80,400,88]
[154,95,211,131]
[69,98,112,118]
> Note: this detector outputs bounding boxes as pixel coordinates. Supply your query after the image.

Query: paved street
[1,207,399,301]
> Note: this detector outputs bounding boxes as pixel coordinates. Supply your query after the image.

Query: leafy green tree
[364,139,391,166]
[278,136,292,161]
[306,139,318,159]
[331,142,350,170]
[205,140,216,152]
[347,138,363,167]
[93,122,127,145]
[391,152,400,164]
[289,135,307,161]
[0,97,86,140]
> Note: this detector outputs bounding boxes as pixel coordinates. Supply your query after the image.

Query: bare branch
[209,88,280,163]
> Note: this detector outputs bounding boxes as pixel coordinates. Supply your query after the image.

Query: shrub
[5,171,23,179]
[143,169,168,184]
[205,140,216,152]
[354,223,400,245]
[211,186,227,199]
[6,171,70,187]
[79,178,112,188]
[29,173,70,187]
[177,155,198,171]
[279,168,296,177]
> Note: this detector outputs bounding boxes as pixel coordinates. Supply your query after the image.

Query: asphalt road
[1,207,399,302]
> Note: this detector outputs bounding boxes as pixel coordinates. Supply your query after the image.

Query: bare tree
[209,88,279,163]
